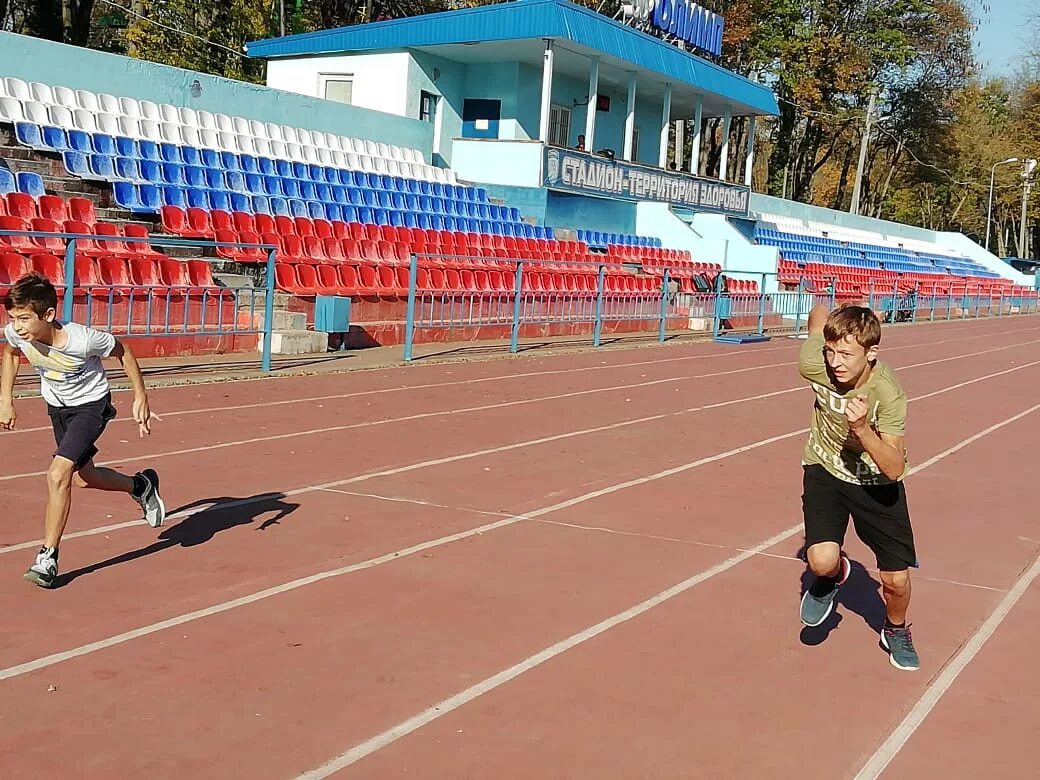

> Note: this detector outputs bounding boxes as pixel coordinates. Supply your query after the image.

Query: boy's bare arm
[0,343,20,430]
[109,339,158,436]
[845,395,906,480]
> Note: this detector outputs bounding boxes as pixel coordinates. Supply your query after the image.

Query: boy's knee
[46,460,75,491]
[806,543,841,577]
[880,569,910,593]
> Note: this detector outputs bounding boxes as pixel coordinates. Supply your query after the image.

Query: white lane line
[5,334,1038,486]
[294,400,1040,778]
[7,320,1036,435]
[0,384,802,554]
[321,491,1010,594]
[1,360,1037,688]
[0,359,794,482]
[0,428,809,683]
[853,550,1040,779]
[3,352,1039,556]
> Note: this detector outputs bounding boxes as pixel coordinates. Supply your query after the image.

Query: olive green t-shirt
[798,332,908,485]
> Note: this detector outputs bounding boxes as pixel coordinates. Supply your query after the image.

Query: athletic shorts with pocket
[801,464,918,572]
[48,393,117,471]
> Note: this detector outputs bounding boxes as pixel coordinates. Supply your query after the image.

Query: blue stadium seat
[162,186,187,208]
[230,192,252,212]
[43,126,70,151]
[92,134,116,156]
[0,168,16,195]
[269,196,289,216]
[209,190,231,212]
[139,140,160,161]
[116,157,141,181]
[14,122,44,149]
[62,150,90,177]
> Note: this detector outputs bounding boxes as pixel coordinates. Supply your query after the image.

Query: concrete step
[159,244,205,259]
[259,329,329,355]
[95,210,156,229]
[214,272,255,289]
[58,178,110,196]
[252,309,307,330]
[5,157,55,177]
[232,287,290,310]
[0,144,36,161]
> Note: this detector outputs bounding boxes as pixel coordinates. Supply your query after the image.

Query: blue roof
[247,0,778,116]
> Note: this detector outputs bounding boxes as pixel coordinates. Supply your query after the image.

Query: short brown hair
[2,273,58,316]
[823,303,881,349]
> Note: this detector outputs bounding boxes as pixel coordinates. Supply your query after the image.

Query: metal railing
[0,229,277,371]
[402,253,681,360]
[403,259,1040,358]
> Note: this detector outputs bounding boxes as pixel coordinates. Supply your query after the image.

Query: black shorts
[801,464,918,572]
[48,394,117,471]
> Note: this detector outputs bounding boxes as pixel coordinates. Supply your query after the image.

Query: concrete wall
[544,192,636,234]
[0,32,434,157]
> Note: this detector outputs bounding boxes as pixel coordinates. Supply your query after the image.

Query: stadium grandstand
[0,0,1035,360]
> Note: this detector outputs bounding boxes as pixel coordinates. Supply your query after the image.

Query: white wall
[934,232,1033,286]
[635,204,781,291]
[452,139,544,187]
[266,53,412,117]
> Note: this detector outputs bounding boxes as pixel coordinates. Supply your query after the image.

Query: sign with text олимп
[543,147,750,217]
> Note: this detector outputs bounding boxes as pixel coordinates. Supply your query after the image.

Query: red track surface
[2,317,1039,778]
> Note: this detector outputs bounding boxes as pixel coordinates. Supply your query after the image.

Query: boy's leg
[75,460,133,492]
[800,465,853,627]
[43,455,77,548]
[849,481,920,670]
[78,460,166,528]
[24,454,79,587]
[879,569,911,625]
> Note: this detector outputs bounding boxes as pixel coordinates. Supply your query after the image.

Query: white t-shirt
[4,322,116,407]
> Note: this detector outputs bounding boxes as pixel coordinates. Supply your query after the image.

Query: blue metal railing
[402,258,1040,359]
[403,253,681,360]
[0,229,278,371]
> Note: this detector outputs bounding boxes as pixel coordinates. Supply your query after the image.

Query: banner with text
[543,147,750,217]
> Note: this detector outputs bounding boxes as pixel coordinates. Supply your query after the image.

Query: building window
[319,74,353,105]
[548,105,571,147]
[420,91,438,123]
[630,127,640,160]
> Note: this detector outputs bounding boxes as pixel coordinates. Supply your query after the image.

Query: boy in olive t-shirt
[797,303,919,671]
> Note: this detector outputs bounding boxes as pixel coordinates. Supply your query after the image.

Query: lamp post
[986,157,1018,252]
[1019,158,1037,259]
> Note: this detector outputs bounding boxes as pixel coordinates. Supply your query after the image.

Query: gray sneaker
[24,546,59,589]
[881,625,920,671]
[800,553,851,627]
[133,468,166,528]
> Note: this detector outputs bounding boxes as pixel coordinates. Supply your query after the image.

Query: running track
[2,317,1039,778]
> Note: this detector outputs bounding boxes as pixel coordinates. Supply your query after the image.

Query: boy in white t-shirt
[1,274,166,588]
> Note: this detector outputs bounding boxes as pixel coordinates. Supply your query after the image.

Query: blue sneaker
[881,625,920,671]
[800,553,851,627]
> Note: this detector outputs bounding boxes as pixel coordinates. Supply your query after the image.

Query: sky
[973,0,1035,76]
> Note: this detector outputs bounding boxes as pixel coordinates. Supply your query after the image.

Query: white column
[538,39,555,143]
[719,107,732,181]
[584,56,599,150]
[624,72,637,161]
[658,83,672,168]
[673,119,685,170]
[689,95,703,175]
[744,115,756,187]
